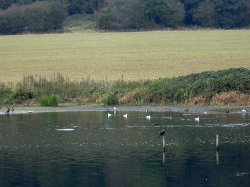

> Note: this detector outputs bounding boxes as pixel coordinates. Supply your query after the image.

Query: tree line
[0,0,250,34]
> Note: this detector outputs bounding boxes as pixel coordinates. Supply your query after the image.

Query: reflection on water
[0,111,250,186]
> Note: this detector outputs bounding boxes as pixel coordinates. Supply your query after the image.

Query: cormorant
[158,126,166,138]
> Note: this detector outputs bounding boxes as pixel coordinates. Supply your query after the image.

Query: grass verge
[0,68,249,107]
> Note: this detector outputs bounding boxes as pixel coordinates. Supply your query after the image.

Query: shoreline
[0,104,249,115]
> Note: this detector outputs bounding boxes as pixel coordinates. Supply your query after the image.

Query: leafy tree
[193,0,218,27]
[142,0,185,27]
[180,0,205,24]
[23,1,66,32]
[0,2,66,34]
[0,5,25,34]
[214,0,246,28]
[96,0,184,30]
[240,0,250,26]
[96,0,146,30]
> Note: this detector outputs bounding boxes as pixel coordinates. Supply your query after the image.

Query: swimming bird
[158,126,166,138]
[108,113,112,118]
[123,114,128,118]
[146,115,151,120]
[242,109,247,113]
[194,117,200,122]
[154,123,160,127]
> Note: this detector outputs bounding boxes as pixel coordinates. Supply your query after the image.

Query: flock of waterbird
[107,106,152,120]
[106,106,248,137]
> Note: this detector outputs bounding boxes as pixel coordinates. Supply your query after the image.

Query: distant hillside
[1,0,250,34]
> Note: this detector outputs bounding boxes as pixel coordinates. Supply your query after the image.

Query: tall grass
[1,68,249,106]
[39,95,58,106]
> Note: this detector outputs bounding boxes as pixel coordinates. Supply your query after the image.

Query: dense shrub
[102,94,119,105]
[0,2,66,34]
[7,88,34,103]
[0,68,249,105]
[146,68,250,103]
[0,85,12,104]
[39,95,58,106]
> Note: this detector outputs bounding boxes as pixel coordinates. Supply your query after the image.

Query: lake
[0,110,249,187]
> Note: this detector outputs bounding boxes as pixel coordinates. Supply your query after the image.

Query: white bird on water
[242,109,247,113]
[194,117,200,122]
[123,114,128,118]
[146,115,151,120]
[108,113,112,118]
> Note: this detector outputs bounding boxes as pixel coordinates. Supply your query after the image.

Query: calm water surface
[0,110,250,187]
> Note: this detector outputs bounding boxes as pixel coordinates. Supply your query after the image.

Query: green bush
[102,94,119,106]
[0,85,12,104]
[146,68,250,103]
[7,88,33,103]
[0,68,249,106]
[0,2,66,34]
[39,95,58,106]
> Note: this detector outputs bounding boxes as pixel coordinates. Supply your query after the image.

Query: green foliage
[0,68,249,105]
[142,0,185,27]
[0,85,12,104]
[96,8,117,30]
[0,5,26,34]
[1,0,250,32]
[102,94,119,106]
[96,0,185,30]
[134,98,145,106]
[39,95,58,106]
[146,68,250,103]
[7,88,33,103]
[66,0,100,15]
[193,0,218,27]
[0,1,66,34]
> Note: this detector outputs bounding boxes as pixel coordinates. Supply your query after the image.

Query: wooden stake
[216,134,219,150]
[163,136,166,152]
[163,151,165,165]
[216,150,219,164]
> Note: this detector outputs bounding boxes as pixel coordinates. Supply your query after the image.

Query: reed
[39,95,59,106]
[0,68,249,106]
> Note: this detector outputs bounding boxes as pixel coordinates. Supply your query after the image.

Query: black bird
[158,126,166,138]
[6,107,10,116]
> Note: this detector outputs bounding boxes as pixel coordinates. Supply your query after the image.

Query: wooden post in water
[216,150,219,164]
[216,134,219,150]
[163,151,165,165]
[162,136,166,152]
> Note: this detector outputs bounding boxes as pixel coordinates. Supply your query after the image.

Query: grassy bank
[0,68,249,107]
[0,30,250,84]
